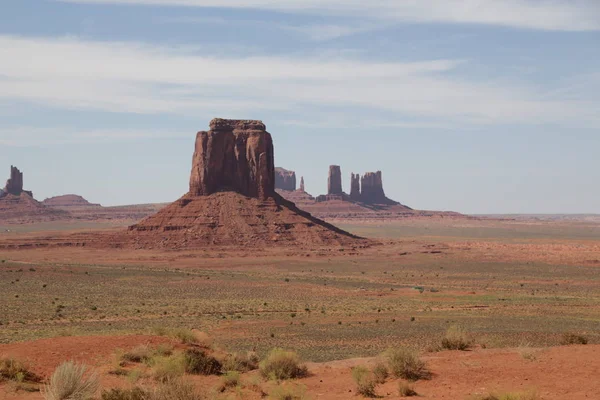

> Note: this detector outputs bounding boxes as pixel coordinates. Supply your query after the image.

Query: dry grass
[0,358,39,383]
[101,387,148,400]
[153,354,186,382]
[222,351,260,373]
[441,325,472,351]
[269,383,308,400]
[259,349,308,381]
[561,333,588,345]
[352,365,377,398]
[398,381,418,397]
[372,362,388,384]
[184,348,222,376]
[473,390,538,400]
[218,371,241,392]
[42,361,99,400]
[149,379,203,400]
[386,347,429,381]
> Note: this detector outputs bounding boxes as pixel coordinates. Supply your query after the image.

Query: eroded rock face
[299,177,305,192]
[275,167,297,191]
[350,173,361,200]
[360,171,398,205]
[189,119,275,200]
[327,165,343,195]
[3,166,32,197]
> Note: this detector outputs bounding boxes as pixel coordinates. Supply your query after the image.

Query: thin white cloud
[58,0,600,31]
[0,35,598,129]
[0,126,190,147]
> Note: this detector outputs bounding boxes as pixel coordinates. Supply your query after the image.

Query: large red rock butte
[275,167,297,191]
[125,119,363,249]
[43,195,101,207]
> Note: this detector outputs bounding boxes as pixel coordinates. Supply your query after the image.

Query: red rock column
[327,165,343,195]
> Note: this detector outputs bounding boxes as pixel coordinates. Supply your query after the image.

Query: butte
[123,119,364,249]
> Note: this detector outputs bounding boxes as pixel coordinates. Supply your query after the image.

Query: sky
[0,0,599,214]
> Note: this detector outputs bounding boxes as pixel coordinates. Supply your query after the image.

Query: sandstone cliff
[327,165,343,195]
[189,119,274,200]
[350,173,361,201]
[275,167,297,191]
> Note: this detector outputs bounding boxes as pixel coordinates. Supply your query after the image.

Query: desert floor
[1,217,599,399]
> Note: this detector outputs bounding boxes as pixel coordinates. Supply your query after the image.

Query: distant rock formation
[126,119,362,248]
[275,167,297,191]
[360,171,399,205]
[299,177,305,192]
[189,119,274,200]
[3,166,33,197]
[350,173,361,201]
[327,165,343,195]
[43,195,101,207]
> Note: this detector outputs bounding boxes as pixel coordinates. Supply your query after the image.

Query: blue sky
[1,0,599,213]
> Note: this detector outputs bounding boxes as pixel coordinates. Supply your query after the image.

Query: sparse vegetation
[149,379,202,400]
[441,325,472,351]
[101,387,148,400]
[259,349,307,381]
[222,351,260,373]
[269,383,308,400]
[473,390,538,400]
[561,333,588,345]
[153,354,186,382]
[184,348,222,376]
[398,381,418,397]
[372,362,388,384]
[42,361,99,400]
[352,365,377,398]
[0,358,38,383]
[218,371,241,392]
[386,347,429,381]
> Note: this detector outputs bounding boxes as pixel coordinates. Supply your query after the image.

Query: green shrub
[561,333,588,345]
[42,361,99,400]
[172,329,198,345]
[372,362,388,384]
[259,349,308,381]
[398,381,418,397]
[184,349,222,376]
[122,345,153,363]
[101,387,147,400]
[441,325,472,350]
[352,366,377,398]
[386,347,428,381]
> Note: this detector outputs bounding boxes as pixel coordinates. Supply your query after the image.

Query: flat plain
[1,217,599,399]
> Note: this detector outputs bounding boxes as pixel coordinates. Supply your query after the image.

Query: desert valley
[1,119,599,400]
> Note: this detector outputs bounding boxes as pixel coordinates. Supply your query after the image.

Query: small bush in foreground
[441,325,472,351]
[42,361,99,400]
[218,371,240,392]
[101,387,148,400]
[184,349,222,376]
[398,381,418,397]
[386,347,428,381]
[122,345,153,363]
[150,379,202,400]
[269,383,308,400]
[352,366,377,398]
[222,351,260,373]
[153,354,186,382]
[561,333,588,345]
[0,358,39,383]
[372,362,388,384]
[259,349,307,381]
